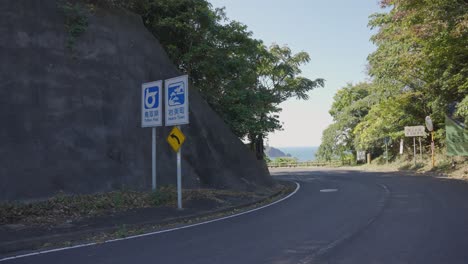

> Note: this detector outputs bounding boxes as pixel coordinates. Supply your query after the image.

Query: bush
[149,186,177,206]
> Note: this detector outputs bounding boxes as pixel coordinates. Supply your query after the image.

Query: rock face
[0,0,273,201]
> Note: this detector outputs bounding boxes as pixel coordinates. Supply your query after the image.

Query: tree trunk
[248,134,256,152]
[247,133,264,160]
[255,135,264,160]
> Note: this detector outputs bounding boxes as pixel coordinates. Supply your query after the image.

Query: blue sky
[209,0,383,147]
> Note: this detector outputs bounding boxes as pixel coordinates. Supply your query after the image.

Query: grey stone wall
[0,0,272,201]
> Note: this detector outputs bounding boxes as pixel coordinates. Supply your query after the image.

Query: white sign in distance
[357,151,366,161]
[404,126,426,137]
[165,75,189,126]
[425,116,434,131]
[141,80,163,127]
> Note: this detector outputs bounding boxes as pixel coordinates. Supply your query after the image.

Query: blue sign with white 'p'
[141,81,163,127]
[144,86,159,109]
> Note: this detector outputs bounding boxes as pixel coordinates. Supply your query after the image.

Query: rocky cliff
[0,0,273,201]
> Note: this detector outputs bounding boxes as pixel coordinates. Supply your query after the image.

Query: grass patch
[149,186,177,206]
[0,187,263,226]
[115,224,128,238]
[56,183,293,246]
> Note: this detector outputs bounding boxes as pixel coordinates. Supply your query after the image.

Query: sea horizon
[271,146,319,162]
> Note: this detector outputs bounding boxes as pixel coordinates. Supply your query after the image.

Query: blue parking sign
[144,87,159,109]
[141,81,163,127]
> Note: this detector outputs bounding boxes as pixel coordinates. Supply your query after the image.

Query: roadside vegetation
[357,153,468,179]
[0,187,264,226]
[317,0,467,173]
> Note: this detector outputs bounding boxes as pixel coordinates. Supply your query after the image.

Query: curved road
[3,168,468,264]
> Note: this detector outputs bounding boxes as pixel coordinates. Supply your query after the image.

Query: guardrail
[268,160,351,168]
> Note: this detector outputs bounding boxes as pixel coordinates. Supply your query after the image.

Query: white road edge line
[0,182,301,262]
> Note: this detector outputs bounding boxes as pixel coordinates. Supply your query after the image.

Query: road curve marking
[0,182,301,262]
[320,189,338,193]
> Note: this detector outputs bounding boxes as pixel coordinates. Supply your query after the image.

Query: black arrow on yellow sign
[170,134,180,145]
[167,126,186,153]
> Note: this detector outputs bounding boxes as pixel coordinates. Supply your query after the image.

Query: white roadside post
[386,141,388,164]
[165,75,189,210]
[141,81,163,191]
[384,137,390,164]
[419,137,422,161]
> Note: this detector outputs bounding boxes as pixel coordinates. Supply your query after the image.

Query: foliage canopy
[318,0,467,161]
[87,0,324,157]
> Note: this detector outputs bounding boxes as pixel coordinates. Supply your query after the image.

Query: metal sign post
[419,137,422,161]
[413,137,416,166]
[152,127,156,190]
[426,116,435,168]
[165,75,189,210]
[166,126,186,209]
[431,132,435,167]
[386,143,388,164]
[176,126,182,210]
[142,80,163,191]
[384,137,390,164]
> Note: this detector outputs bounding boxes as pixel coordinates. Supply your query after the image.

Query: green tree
[248,44,324,158]
[140,0,267,139]
[368,0,468,131]
[90,0,324,157]
[353,92,426,153]
[317,0,467,162]
[317,83,372,161]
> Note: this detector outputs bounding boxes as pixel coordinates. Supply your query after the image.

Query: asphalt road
[3,168,468,264]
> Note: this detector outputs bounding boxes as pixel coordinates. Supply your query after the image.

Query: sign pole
[385,143,388,164]
[142,80,163,192]
[413,137,416,166]
[152,127,157,191]
[164,75,189,210]
[177,126,182,210]
[400,139,404,155]
[425,116,435,168]
[431,131,435,168]
[418,136,422,161]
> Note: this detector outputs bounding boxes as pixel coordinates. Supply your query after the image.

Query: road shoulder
[0,181,296,259]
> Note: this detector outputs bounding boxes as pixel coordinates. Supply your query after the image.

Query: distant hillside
[266,146,318,162]
[278,147,318,162]
[265,147,291,158]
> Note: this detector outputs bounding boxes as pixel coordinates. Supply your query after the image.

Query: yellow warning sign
[167,126,186,153]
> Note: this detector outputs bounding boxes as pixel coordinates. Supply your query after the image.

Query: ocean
[277,146,319,162]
